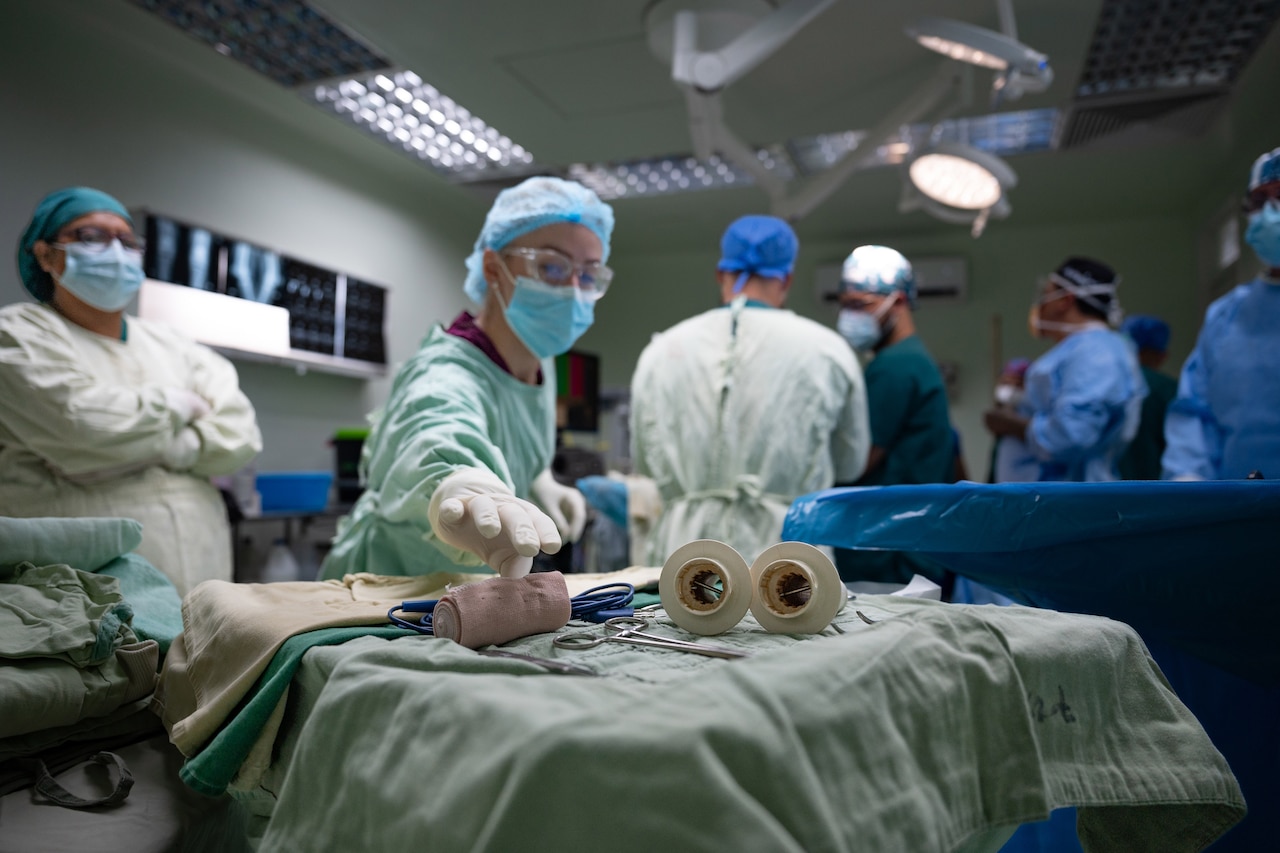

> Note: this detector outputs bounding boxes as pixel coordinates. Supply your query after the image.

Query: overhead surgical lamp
[905,0,1053,104]
[902,141,1016,237]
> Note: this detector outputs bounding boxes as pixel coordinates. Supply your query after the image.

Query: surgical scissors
[553,617,750,659]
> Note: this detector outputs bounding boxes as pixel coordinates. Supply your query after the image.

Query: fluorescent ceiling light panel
[131,0,537,181]
[569,146,794,201]
[311,70,534,178]
[569,109,1054,201]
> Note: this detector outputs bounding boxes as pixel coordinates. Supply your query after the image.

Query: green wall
[2,0,1276,482]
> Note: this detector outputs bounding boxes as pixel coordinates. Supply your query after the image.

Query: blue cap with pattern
[1249,146,1280,191]
[839,245,917,307]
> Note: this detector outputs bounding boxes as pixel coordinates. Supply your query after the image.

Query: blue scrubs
[1163,278,1280,480]
[1024,327,1146,482]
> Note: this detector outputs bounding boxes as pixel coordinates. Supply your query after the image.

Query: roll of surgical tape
[749,542,844,634]
[432,571,572,649]
[658,539,753,636]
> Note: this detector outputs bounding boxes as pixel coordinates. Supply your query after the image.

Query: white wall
[0,0,486,472]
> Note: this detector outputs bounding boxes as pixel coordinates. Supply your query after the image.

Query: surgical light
[908,18,1031,71]
[905,4,1054,103]
[904,142,1017,236]
[910,154,1000,210]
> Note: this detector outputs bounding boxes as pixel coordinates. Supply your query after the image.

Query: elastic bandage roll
[432,571,572,649]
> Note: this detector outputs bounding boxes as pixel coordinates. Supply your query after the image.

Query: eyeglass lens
[59,226,145,252]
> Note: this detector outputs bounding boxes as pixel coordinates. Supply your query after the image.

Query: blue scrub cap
[1249,146,1280,191]
[17,186,132,302]
[463,176,614,304]
[839,245,917,307]
[717,215,798,293]
[1121,314,1170,352]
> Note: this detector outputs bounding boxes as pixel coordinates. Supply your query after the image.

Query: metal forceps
[553,617,750,659]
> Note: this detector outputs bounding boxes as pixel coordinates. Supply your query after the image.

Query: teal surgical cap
[1121,314,1171,352]
[463,176,614,304]
[717,215,798,293]
[17,186,132,302]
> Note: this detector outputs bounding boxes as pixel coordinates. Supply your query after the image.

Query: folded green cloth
[98,553,183,653]
[179,627,406,797]
[0,516,142,572]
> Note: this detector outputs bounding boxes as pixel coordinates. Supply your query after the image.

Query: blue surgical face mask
[54,240,144,311]
[837,309,880,352]
[499,272,594,359]
[837,296,894,352]
[1245,200,1280,268]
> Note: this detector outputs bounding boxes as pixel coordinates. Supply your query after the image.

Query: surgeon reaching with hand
[320,177,613,580]
[1163,146,1280,481]
[0,187,262,595]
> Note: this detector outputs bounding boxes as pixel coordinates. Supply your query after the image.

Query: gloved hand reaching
[163,387,212,423]
[428,468,562,579]
[531,469,588,543]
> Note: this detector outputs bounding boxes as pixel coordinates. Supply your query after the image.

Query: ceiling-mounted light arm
[671,0,837,92]
[682,87,788,200]
[773,61,965,221]
[996,0,1017,40]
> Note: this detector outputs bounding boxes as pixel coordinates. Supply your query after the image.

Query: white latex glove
[428,468,562,579]
[161,426,202,471]
[531,469,587,544]
[162,387,212,423]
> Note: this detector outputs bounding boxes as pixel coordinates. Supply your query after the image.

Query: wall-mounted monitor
[555,350,599,433]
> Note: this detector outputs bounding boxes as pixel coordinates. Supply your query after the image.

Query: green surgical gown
[630,300,869,566]
[0,303,262,596]
[320,326,555,580]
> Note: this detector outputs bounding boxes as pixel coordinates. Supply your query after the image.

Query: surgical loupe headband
[1046,270,1121,324]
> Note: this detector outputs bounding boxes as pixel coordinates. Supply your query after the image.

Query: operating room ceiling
[119,0,1280,246]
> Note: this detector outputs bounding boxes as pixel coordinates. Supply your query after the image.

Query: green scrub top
[837,334,954,586]
[860,335,954,487]
[320,326,556,580]
[1117,366,1177,481]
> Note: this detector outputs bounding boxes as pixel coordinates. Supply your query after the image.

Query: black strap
[19,751,134,809]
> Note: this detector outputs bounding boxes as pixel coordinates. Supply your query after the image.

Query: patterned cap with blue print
[838,245,917,307]
[1249,146,1280,191]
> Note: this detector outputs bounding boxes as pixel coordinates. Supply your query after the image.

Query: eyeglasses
[1242,184,1280,214]
[502,247,612,300]
[838,292,889,312]
[54,226,145,254]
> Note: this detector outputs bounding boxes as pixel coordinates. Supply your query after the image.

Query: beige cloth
[155,568,665,757]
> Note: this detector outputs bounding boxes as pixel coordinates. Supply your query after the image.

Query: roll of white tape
[658,539,753,636]
[749,542,845,634]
